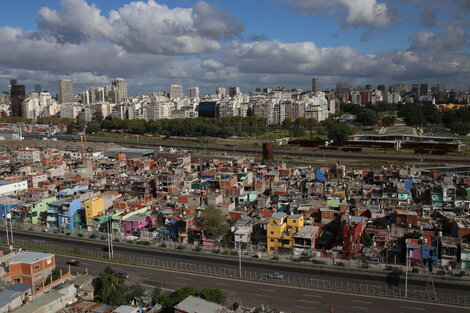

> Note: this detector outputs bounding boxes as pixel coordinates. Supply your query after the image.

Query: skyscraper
[228,86,240,98]
[169,85,183,99]
[336,82,351,94]
[10,84,25,117]
[216,86,226,98]
[312,78,320,93]
[34,84,42,94]
[9,79,18,87]
[57,79,74,104]
[188,87,199,99]
[112,78,128,102]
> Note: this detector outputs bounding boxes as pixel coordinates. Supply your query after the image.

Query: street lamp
[107,216,114,259]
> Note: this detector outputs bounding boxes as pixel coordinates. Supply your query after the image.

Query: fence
[3,237,469,308]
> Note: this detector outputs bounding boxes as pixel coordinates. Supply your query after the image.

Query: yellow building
[84,197,104,227]
[267,213,304,253]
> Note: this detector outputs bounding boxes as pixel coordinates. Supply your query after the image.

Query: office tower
[198,101,220,118]
[10,84,25,117]
[437,83,446,93]
[112,78,128,102]
[57,79,74,104]
[216,86,226,98]
[312,78,320,93]
[34,84,42,94]
[336,82,351,94]
[188,87,199,99]
[412,83,428,99]
[169,85,183,99]
[228,86,240,98]
[9,79,18,87]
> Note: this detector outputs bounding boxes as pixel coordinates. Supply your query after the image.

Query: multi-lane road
[55,255,469,313]
[6,230,470,312]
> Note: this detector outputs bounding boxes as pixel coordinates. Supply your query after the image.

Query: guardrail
[4,237,469,308]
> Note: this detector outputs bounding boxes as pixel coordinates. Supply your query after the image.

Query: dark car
[266,272,284,280]
[116,271,129,279]
[66,259,80,266]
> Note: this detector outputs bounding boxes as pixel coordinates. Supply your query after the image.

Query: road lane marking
[253,293,270,297]
[258,288,275,292]
[352,306,369,310]
[401,306,425,311]
[301,294,322,298]
[299,300,319,304]
[295,306,316,310]
[352,300,373,304]
[175,277,192,280]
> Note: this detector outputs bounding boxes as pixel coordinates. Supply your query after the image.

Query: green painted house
[31,196,57,225]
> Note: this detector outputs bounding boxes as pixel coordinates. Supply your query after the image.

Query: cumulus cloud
[36,0,243,55]
[409,26,468,52]
[281,0,399,28]
[1,0,470,93]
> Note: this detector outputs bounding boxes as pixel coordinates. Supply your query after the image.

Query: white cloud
[281,0,399,28]
[409,26,468,52]
[36,0,243,55]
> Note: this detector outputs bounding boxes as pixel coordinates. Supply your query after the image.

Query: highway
[6,231,470,300]
[55,255,470,313]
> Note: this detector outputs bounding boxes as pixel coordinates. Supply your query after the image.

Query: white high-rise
[112,78,128,102]
[188,87,199,99]
[57,79,74,104]
[170,85,183,99]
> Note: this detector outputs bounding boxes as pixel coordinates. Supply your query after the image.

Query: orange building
[2,251,55,287]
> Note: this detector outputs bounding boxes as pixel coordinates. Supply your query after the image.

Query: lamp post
[405,245,409,298]
[239,242,242,278]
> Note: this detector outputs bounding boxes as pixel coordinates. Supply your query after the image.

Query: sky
[0,0,469,95]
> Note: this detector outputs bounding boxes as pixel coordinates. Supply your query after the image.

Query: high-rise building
[336,82,351,94]
[10,84,26,117]
[34,84,42,94]
[169,85,183,99]
[112,78,128,102]
[377,85,386,93]
[216,86,226,98]
[228,86,240,98]
[9,79,18,87]
[188,87,199,99]
[312,78,320,93]
[57,79,74,104]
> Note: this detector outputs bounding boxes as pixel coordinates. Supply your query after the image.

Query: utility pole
[239,242,242,277]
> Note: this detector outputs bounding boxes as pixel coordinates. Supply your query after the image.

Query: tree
[126,284,145,303]
[356,108,378,126]
[325,122,351,141]
[86,123,101,134]
[199,288,226,304]
[450,122,470,136]
[156,286,199,311]
[382,116,395,126]
[202,207,229,237]
[93,267,128,306]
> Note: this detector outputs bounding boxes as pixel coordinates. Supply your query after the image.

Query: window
[270,231,274,235]
[34,264,40,270]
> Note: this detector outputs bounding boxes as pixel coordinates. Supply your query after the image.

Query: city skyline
[0,0,469,95]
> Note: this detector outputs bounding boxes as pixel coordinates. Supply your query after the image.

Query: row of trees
[89,117,268,138]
